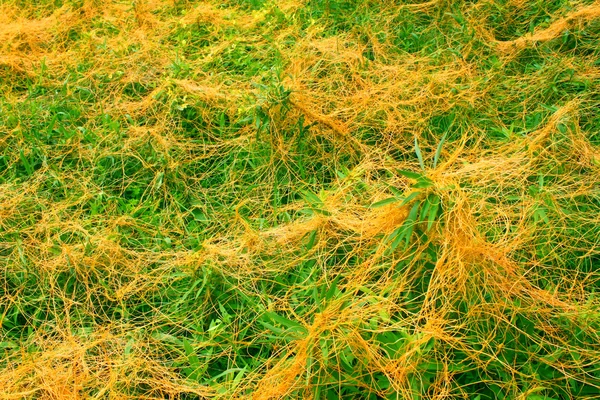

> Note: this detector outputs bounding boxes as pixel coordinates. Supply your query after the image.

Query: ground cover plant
[1,0,600,398]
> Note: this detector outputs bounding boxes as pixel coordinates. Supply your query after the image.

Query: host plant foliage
[1,0,600,399]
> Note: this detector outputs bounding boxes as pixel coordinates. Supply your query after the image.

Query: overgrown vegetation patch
[1,0,600,398]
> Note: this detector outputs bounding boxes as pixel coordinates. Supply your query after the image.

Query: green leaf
[397,169,433,189]
[414,136,425,171]
[301,190,330,215]
[389,200,421,252]
[311,208,332,216]
[336,165,350,179]
[219,112,226,130]
[397,169,424,180]
[403,201,420,246]
[370,197,398,208]
[375,331,406,357]
[264,312,303,330]
[401,191,421,206]
[305,229,318,250]
[533,206,549,224]
[427,195,440,231]
[208,367,246,383]
[0,341,18,349]
[192,209,209,222]
[182,338,204,380]
[19,150,33,175]
[340,347,355,369]
[301,189,323,207]
[152,332,183,346]
[412,178,434,189]
[325,276,340,302]
[433,132,448,169]
[386,183,404,197]
[320,337,330,368]
[388,226,406,253]
[419,197,432,223]
[261,312,308,339]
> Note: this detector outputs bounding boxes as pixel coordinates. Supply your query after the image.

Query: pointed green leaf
[262,312,308,338]
[427,195,440,231]
[412,178,434,189]
[301,189,323,207]
[397,169,424,180]
[419,196,432,222]
[401,191,421,206]
[433,132,448,169]
[403,201,420,246]
[386,184,404,197]
[325,276,340,301]
[182,338,204,380]
[305,229,318,250]
[414,136,425,171]
[370,197,398,208]
[388,226,405,253]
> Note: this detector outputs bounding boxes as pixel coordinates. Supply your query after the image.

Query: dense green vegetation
[1,0,600,398]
